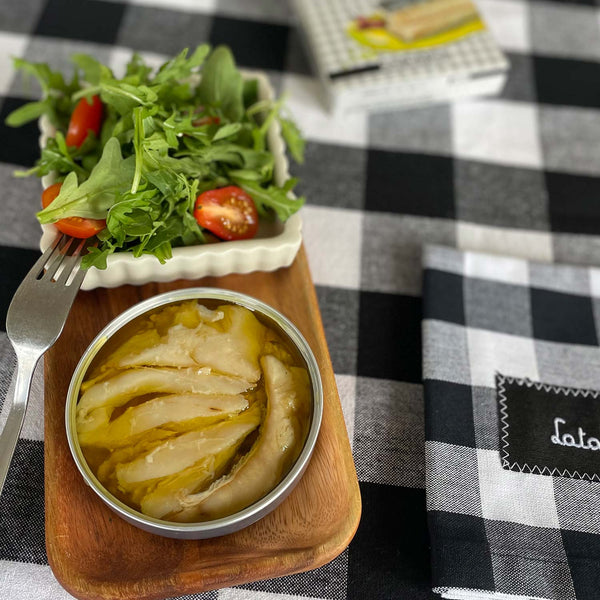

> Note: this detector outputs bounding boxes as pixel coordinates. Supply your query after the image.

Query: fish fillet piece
[78,393,249,448]
[76,367,252,435]
[106,305,265,382]
[139,422,249,519]
[115,403,262,486]
[167,354,310,522]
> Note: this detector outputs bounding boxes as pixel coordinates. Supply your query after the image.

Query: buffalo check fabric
[2,0,600,599]
[423,245,600,600]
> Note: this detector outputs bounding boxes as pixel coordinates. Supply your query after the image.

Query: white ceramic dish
[38,71,303,291]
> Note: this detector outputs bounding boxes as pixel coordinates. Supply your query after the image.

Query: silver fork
[0,233,86,496]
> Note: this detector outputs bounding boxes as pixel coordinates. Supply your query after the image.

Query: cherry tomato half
[42,182,106,239]
[194,186,259,241]
[65,95,103,148]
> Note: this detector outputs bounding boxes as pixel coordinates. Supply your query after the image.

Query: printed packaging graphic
[292,0,509,112]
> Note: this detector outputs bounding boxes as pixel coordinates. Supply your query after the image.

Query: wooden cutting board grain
[44,246,361,600]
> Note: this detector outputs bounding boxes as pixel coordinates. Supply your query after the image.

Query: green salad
[6,45,305,269]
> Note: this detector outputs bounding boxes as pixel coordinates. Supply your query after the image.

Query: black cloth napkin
[422,244,600,600]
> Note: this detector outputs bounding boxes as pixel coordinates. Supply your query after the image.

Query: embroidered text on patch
[551,417,600,451]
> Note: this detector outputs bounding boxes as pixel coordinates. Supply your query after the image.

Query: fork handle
[0,349,39,497]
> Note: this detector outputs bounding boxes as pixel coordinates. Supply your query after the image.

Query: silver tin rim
[65,288,324,539]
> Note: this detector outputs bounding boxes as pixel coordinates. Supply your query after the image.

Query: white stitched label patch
[497,374,600,482]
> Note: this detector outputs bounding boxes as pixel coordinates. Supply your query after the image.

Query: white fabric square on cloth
[281,73,368,148]
[422,320,472,386]
[476,0,530,53]
[427,441,483,517]
[126,0,216,11]
[465,251,529,286]
[302,205,363,290]
[587,267,600,299]
[477,449,560,528]
[457,222,554,263]
[335,373,356,449]
[0,33,28,96]
[466,328,539,388]
[452,101,542,169]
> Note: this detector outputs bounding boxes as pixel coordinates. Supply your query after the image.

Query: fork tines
[37,234,86,285]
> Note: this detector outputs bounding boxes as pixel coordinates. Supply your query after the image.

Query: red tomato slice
[194,186,259,241]
[65,95,103,148]
[42,182,106,239]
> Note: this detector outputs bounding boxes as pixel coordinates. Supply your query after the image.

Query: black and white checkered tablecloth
[1,0,600,599]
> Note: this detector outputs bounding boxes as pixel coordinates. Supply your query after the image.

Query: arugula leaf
[5,58,79,128]
[71,53,113,86]
[96,82,158,116]
[37,137,135,222]
[11,57,74,96]
[107,195,159,243]
[242,79,258,108]
[4,101,48,127]
[279,117,305,164]
[81,246,111,270]
[212,122,242,141]
[153,45,210,85]
[14,135,88,180]
[197,46,244,122]
[131,106,145,193]
[124,53,153,83]
[232,178,305,222]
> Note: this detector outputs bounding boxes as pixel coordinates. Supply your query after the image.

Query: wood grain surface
[44,246,362,600]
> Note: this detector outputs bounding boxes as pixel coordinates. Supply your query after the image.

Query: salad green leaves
[6,45,305,269]
[38,138,135,222]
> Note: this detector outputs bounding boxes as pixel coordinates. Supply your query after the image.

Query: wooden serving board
[44,245,362,600]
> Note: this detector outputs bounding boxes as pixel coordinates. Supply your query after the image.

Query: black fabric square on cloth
[0,0,46,34]
[357,291,422,383]
[209,16,289,72]
[454,159,549,231]
[348,484,434,600]
[365,150,455,218]
[546,171,600,235]
[464,278,532,338]
[425,380,475,448]
[315,285,359,376]
[530,287,598,346]
[499,52,537,103]
[484,519,576,599]
[0,97,43,168]
[533,55,600,109]
[561,530,600,600]
[295,142,367,211]
[428,511,495,593]
[0,246,40,332]
[116,5,212,58]
[0,440,47,564]
[243,552,347,599]
[422,270,465,326]
[34,0,125,45]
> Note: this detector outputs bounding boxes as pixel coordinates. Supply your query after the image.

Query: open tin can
[65,288,324,539]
